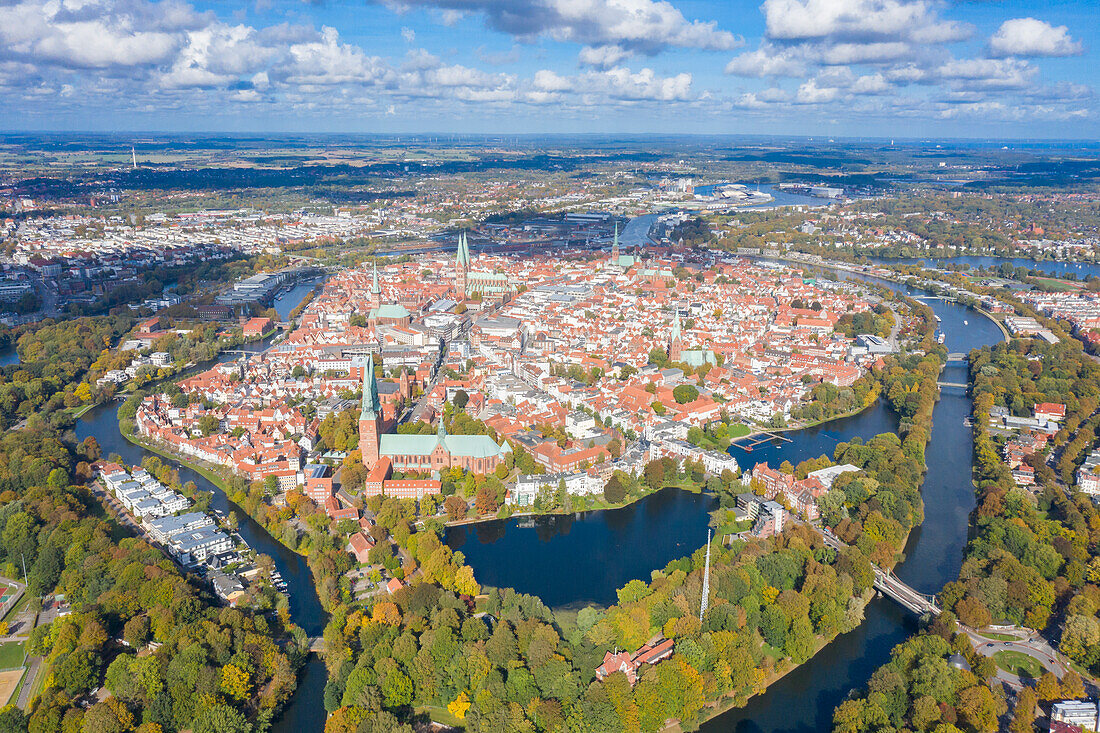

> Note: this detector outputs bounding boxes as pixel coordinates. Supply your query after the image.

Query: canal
[696,273,1002,732]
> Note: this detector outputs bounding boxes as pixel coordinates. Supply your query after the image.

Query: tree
[673,385,699,404]
[1036,671,1061,701]
[448,692,471,720]
[1061,670,1085,699]
[603,474,627,504]
[643,460,665,490]
[1009,687,1037,733]
[956,685,997,732]
[453,390,469,409]
[444,496,468,522]
[198,414,219,437]
[475,485,498,515]
[192,704,251,733]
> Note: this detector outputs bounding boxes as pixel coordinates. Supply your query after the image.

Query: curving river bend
[73,266,1002,731]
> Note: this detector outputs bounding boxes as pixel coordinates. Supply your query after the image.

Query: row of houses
[99,465,242,598]
[101,466,189,518]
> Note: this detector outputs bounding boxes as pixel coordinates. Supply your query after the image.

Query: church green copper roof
[378,433,510,459]
[369,304,411,320]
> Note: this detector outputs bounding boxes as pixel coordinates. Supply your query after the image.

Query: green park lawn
[0,642,24,670]
[992,650,1044,679]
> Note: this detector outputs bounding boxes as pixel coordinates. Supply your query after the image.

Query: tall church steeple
[669,310,683,362]
[455,231,469,300]
[610,222,619,264]
[358,353,382,466]
[370,262,382,312]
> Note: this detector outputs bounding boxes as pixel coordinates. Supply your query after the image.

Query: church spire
[370,262,381,312]
[611,222,619,263]
[669,310,683,362]
[360,353,380,419]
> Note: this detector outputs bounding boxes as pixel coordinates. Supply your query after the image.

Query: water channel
[74,284,330,732]
[867,255,1100,280]
[448,268,1004,731]
[70,257,1006,731]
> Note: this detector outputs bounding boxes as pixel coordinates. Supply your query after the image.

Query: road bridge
[820,530,940,616]
[937,381,968,389]
[946,353,967,362]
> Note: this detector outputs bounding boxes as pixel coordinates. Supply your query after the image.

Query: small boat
[936,332,946,344]
[964,320,968,325]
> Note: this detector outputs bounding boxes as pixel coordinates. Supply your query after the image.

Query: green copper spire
[671,310,681,341]
[360,353,380,419]
[371,262,380,294]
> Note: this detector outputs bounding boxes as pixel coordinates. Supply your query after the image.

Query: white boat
[964,320,968,325]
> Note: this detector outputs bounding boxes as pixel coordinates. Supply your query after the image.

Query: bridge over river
[819,528,941,616]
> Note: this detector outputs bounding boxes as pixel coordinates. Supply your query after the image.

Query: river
[273,276,327,321]
[71,255,1002,731]
[447,399,902,609]
[867,255,1100,280]
[74,288,329,733]
[448,267,1004,731]
[693,183,839,210]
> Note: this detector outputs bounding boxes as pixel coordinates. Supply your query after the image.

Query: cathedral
[453,232,513,300]
[358,353,511,477]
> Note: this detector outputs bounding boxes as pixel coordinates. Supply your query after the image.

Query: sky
[0,0,1097,138]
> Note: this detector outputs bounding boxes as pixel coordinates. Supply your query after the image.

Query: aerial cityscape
[0,1,1099,733]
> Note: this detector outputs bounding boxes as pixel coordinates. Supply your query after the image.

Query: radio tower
[131,146,137,169]
[699,529,712,623]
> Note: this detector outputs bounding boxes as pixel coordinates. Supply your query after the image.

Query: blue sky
[0,0,1096,137]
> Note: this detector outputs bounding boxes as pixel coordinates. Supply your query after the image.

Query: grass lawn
[993,650,1044,679]
[728,423,751,439]
[416,704,466,728]
[978,631,1019,642]
[761,643,784,661]
[1030,277,1081,292]
[0,642,24,671]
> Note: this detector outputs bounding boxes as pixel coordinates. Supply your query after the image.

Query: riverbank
[682,589,878,731]
[122,423,314,562]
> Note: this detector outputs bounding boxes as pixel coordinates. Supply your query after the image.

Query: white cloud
[401,26,416,43]
[392,0,741,54]
[530,65,693,103]
[284,26,390,86]
[0,0,185,69]
[795,78,839,104]
[818,41,910,65]
[579,45,632,69]
[990,18,1082,58]
[725,45,806,77]
[937,57,1036,91]
[761,0,968,44]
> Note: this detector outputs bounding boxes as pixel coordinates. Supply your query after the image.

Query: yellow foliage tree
[220,663,251,701]
[448,691,471,720]
[73,382,93,403]
[453,565,481,597]
[372,601,402,626]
